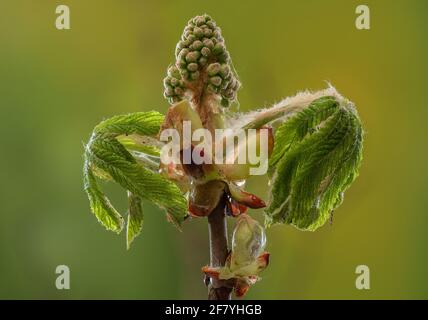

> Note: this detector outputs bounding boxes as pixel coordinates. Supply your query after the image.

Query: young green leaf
[83,159,124,233]
[83,111,188,238]
[116,135,161,157]
[266,96,363,231]
[94,111,164,137]
[269,96,339,168]
[87,136,187,225]
[126,192,144,250]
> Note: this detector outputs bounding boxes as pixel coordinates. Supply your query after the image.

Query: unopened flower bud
[180,69,189,79]
[224,88,235,99]
[203,28,213,37]
[221,80,229,90]
[207,62,221,76]
[210,76,222,87]
[199,57,208,67]
[212,43,225,55]
[206,21,215,29]
[176,40,185,49]
[221,97,230,108]
[219,64,230,78]
[190,71,200,80]
[187,63,198,72]
[194,16,205,26]
[174,87,184,95]
[201,47,211,57]
[168,66,181,79]
[187,34,196,44]
[213,29,222,40]
[165,86,174,96]
[193,27,203,39]
[203,38,214,49]
[178,48,189,60]
[218,52,229,63]
[207,84,218,93]
[191,40,203,51]
[163,77,171,87]
[186,51,200,63]
[177,59,186,69]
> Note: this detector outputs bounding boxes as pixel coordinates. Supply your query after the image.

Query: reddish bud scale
[201,266,220,279]
[188,203,211,217]
[238,204,248,214]
[225,196,249,217]
[225,199,241,217]
[239,192,266,209]
[258,252,270,268]
[234,280,250,298]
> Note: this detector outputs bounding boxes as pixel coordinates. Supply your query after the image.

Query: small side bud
[231,214,267,266]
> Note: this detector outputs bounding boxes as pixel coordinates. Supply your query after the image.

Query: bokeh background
[1,0,427,299]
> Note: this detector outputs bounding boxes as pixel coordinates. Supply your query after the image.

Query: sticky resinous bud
[164,14,241,107]
[231,214,266,268]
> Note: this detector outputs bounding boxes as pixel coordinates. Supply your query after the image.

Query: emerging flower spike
[164,14,240,109]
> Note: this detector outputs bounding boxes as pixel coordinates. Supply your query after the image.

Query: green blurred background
[0,0,427,299]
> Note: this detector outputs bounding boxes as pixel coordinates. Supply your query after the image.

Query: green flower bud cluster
[163,14,240,106]
[163,65,185,104]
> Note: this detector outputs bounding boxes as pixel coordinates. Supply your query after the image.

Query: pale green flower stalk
[83,14,364,300]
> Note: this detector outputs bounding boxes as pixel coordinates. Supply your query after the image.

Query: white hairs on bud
[226,84,345,129]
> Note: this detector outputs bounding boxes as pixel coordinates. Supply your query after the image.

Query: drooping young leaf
[126,192,144,250]
[87,136,187,225]
[266,96,363,231]
[83,111,188,238]
[83,159,124,233]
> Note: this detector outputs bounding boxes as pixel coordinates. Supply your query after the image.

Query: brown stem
[207,197,233,300]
